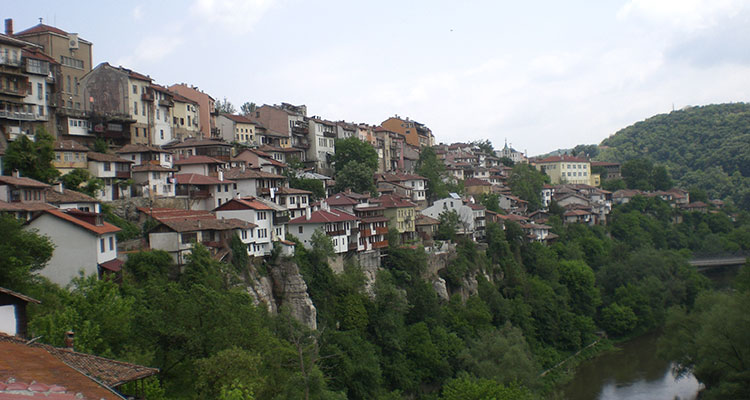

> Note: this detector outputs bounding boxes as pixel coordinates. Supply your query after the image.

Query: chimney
[305,206,311,220]
[64,331,74,351]
[12,170,20,178]
[55,182,64,194]
[4,19,12,36]
[218,170,224,181]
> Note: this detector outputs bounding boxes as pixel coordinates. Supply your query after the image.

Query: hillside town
[0,17,732,400]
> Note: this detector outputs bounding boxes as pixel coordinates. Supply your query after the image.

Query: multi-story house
[372,127,405,172]
[223,167,285,198]
[213,197,278,257]
[262,186,311,219]
[421,195,477,238]
[380,115,434,148]
[164,138,232,162]
[13,20,93,140]
[131,163,176,198]
[217,113,257,145]
[168,83,216,139]
[256,128,291,148]
[26,209,121,286]
[468,203,486,241]
[147,210,256,265]
[247,103,306,153]
[21,47,56,135]
[0,174,54,220]
[175,173,235,210]
[148,84,174,146]
[495,140,526,164]
[86,151,132,201]
[287,207,358,254]
[80,63,155,146]
[372,194,417,243]
[116,144,173,167]
[174,155,225,176]
[353,202,389,251]
[52,140,88,175]
[230,148,285,175]
[336,121,357,139]
[534,155,593,185]
[170,91,200,141]
[0,33,33,141]
[307,117,336,174]
[374,173,427,208]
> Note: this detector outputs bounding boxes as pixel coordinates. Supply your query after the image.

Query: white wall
[0,305,16,336]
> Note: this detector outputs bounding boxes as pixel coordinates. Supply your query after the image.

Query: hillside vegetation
[598,103,750,209]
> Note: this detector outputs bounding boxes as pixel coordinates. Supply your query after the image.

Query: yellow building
[171,92,201,141]
[53,140,88,175]
[373,194,417,243]
[534,155,596,185]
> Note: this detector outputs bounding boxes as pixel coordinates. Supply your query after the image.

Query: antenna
[38,17,43,24]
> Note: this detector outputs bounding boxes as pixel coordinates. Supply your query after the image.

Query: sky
[8,0,750,155]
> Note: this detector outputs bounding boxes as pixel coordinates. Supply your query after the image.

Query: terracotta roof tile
[34,209,120,235]
[15,23,70,37]
[175,173,232,185]
[115,144,169,154]
[0,200,55,212]
[213,197,273,211]
[157,217,255,233]
[53,140,89,152]
[131,164,177,172]
[288,209,357,224]
[85,152,133,163]
[536,155,589,163]
[164,139,230,149]
[0,176,50,188]
[44,188,98,204]
[174,155,225,165]
[223,168,284,180]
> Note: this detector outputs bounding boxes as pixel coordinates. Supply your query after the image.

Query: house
[258,144,304,165]
[44,184,100,213]
[86,151,133,201]
[14,20,94,141]
[0,33,33,141]
[116,144,173,168]
[534,155,593,185]
[165,138,232,162]
[147,212,256,265]
[323,191,366,215]
[26,209,121,286]
[217,113,257,145]
[213,197,280,257]
[555,193,591,209]
[174,155,226,176]
[230,148,286,175]
[147,83,175,146]
[421,194,476,238]
[0,174,55,220]
[175,173,235,210]
[612,189,642,205]
[52,140,88,175]
[415,214,440,242]
[380,115,434,147]
[223,167,286,198]
[0,331,158,400]
[498,193,528,214]
[681,201,709,213]
[247,103,306,154]
[468,203,487,240]
[264,186,312,219]
[0,287,40,338]
[287,207,358,254]
[374,173,427,208]
[21,47,57,137]
[170,90,201,141]
[464,178,492,196]
[590,161,621,180]
[354,203,389,251]
[372,194,417,243]
[495,140,526,164]
[168,83,217,139]
[131,164,177,198]
[306,117,336,174]
[563,209,595,225]
[520,222,554,243]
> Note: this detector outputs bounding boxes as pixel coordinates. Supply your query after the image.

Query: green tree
[478,193,501,213]
[435,210,460,241]
[240,102,256,116]
[194,347,265,399]
[332,137,378,174]
[333,160,376,194]
[60,168,104,197]
[3,128,60,183]
[0,215,54,290]
[416,146,448,201]
[440,374,534,400]
[470,139,494,155]
[508,163,547,211]
[216,97,236,114]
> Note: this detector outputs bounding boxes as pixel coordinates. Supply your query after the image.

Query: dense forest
[4,188,750,399]
[597,103,750,209]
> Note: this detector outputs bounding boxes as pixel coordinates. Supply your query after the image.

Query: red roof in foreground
[213,197,273,212]
[99,259,124,272]
[288,209,358,224]
[0,380,82,399]
[0,176,50,188]
[35,209,120,235]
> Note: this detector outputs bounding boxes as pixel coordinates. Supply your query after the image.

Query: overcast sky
[10,0,750,155]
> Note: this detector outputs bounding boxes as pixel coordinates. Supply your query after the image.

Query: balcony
[210,127,221,137]
[0,55,23,67]
[0,109,34,120]
[115,171,131,179]
[141,92,154,102]
[0,87,26,97]
[326,229,346,237]
[373,240,389,249]
[273,214,290,225]
[375,226,389,235]
[159,98,174,107]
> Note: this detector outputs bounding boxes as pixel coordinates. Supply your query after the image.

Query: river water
[562,265,740,400]
[561,331,701,400]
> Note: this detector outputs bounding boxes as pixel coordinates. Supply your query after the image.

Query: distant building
[534,155,593,185]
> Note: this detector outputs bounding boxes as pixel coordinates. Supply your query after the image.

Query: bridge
[689,254,748,272]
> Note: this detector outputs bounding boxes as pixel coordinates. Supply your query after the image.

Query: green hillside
[598,103,750,209]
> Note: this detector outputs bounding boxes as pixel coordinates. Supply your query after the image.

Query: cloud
[132,5,143,21]
[189,0,277,34]
[116,31,184,69]
[617,0,745,32]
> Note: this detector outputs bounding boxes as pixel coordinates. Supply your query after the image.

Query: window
[37,83,43,100]
[142,104,145,116]
[258,211,267,220]
[133,84,137,94]
[100,238,105,253]
[60,56,84,69]
[134,102,138,114]
[290,197,295,204]
[181,232,197,244]
[156,109,160,119]
[257,228,268,238]
[160,130,164,140]
[74,77,78,95]
[109,236,114,251]
[103,162,111,171]
[152,172,159,179]
[302,196,307,204]
[163,185,169,193]
[187,116,191,126]
[298,226,303,234]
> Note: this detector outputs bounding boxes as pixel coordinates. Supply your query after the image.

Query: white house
[287,208,358,254]
[421,194,476,237]
[223,167,286,198]
[131,164,176,197]
[116,144,173,168]
[213,197,278,257]
[44,184,101,213]
[86,152,133,201]
[25,209,121,287]
[175,173,235,210]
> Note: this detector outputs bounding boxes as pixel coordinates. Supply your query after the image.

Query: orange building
[380,116,434,148]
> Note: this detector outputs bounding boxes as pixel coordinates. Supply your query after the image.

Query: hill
[598,103,750,209]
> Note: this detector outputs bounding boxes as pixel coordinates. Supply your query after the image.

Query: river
[561,331,701,400]
[561,265,740,400]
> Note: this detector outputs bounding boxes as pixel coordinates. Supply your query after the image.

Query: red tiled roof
[221,113,255,124]
[15,23,70,37]
[683,201,709,208]
[0,176,49,188]
[36,209,120,235]
[213,197,273,211]
[164,139,231,149]
[467,203,486,210]
[275,187,312,195]
[326,193,359,206]
[169,91,198,105]
[564,209,592,216]
[54,140,89,152]
[21,48,58,64]
[0,200,55,212]
[175,173,232,185]
[0,287,40,304]
[536,155,588,163]
[157,217,254,233]
[116,144,169,154]
[372,194,416,209]
[43,188,98,204]
[99,259,124,272]
[223,168,284,180]
[0,380,80,399]
[415,214,440,225]
[131,164,177,172]
[86,152,133,163]
[177,156,223,169]
[288,209,358,224]
[137,207,213,221]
